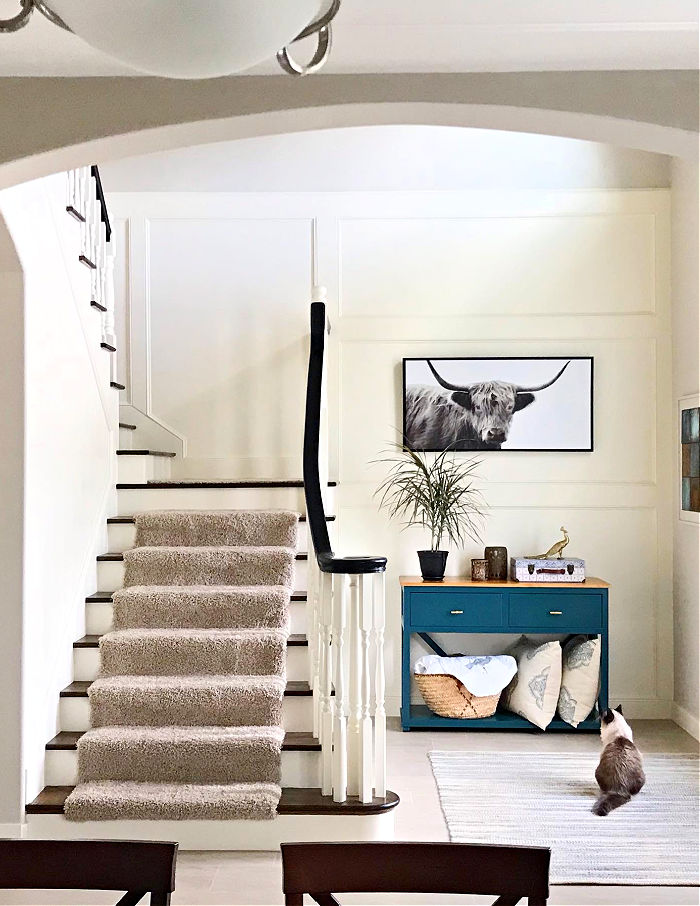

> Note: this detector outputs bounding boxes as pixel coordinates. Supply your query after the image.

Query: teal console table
[400,575,609,731]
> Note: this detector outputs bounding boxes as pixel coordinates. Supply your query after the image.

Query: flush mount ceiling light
[0,0,340,77]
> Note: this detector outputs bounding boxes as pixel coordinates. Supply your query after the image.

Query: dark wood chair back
[0,839,178,906]
[282,841,550,906]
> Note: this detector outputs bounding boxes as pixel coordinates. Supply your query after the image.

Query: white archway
[0,100,695,190]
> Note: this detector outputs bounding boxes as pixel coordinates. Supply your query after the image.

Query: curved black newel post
[303,300,387,575]
[303,297,389,804]
[303,300,333,560]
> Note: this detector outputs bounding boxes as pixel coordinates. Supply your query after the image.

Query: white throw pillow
[500,636,562,730]
[557,635,601,727]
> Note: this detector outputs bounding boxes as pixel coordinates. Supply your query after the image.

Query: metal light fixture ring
[0,0,70,32]
[278,0,340,76]
[0,0,34,33]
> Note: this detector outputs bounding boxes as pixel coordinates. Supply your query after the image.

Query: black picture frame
[402,356,594,452]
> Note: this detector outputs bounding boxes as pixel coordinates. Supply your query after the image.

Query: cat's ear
[616,704,624,715]
[602,709,614,724]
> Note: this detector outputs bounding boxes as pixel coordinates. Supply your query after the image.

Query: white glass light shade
[48,0,326,78]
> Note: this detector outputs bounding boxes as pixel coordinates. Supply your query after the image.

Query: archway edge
[0,99,696,190]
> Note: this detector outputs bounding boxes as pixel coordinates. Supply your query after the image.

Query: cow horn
[426,360,471,391]
[516,361,571,394]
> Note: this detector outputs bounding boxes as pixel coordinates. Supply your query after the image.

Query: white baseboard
[0,823,23,838]
[672,701,700,740]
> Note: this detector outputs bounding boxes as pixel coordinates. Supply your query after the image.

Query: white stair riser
[44,746,320,787]
[107,522,309,553]
[73,642,309,683]
[118,428,134,449]
[60,694,313,734]
[25,810,395,850]
[117,486,335,515]
[97,559,308,593]
[117,455,173,484]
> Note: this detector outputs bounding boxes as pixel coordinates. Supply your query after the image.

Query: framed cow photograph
[403,356,594,452]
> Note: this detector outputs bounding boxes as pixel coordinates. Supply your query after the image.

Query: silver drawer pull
[450,609,464,615]
[549,610,563,615]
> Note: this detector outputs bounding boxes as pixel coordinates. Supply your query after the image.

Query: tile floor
[2,719,698,905]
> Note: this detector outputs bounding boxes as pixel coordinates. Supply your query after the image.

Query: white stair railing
[304,290,387,806]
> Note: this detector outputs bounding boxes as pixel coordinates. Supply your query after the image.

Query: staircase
[24,168,398,848]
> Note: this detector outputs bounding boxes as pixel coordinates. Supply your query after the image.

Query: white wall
[110,176,673,720]
[671,155,700,739]
[0,174,118,817]
[0,215,24,831]
[100,127,671,193]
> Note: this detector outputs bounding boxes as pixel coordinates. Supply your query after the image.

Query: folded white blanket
[414,654,517,697]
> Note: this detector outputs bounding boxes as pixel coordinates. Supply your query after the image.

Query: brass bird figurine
[529,526,570,559]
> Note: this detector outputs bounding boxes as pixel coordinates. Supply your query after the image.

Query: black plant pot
[418,550,448,581]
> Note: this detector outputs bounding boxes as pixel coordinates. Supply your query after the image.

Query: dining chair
[0,839,178,905]
[281,841,550,906]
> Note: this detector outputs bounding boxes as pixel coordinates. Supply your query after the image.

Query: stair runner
[64,509,297,821]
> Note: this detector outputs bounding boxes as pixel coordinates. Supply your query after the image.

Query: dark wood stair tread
[86,590,309,603]
[26,785,399,816]
[116,480,337,489]
[110,381,125,391]
[90,300,107,313]
[100,342,117,353]
[46,729,319,753]
[97,551,308,561]
[73,633,307,648]
[79,254,96,270]
[61,679,314,697]
[119,423,137,431]
[116,450,176,457]
[66,205,85,223]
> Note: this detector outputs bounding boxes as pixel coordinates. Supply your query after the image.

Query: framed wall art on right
[679,393,700,523]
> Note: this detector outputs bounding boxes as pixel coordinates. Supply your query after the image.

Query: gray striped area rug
[429,751,699,885]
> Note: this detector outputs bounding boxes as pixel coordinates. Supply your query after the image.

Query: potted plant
[374,443,485,581]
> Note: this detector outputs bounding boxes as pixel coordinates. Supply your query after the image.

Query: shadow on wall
[0,211,24,828]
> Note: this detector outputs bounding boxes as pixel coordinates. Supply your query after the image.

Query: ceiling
[0,0,697,75]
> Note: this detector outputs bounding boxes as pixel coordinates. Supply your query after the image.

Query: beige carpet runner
[65,509,297,821]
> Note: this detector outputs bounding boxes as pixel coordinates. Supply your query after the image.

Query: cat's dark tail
[592,790,631,816]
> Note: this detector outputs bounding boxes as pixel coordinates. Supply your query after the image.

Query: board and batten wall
[109,188,673,720]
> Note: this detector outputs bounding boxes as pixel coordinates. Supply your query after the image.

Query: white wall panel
[339,213,655,317]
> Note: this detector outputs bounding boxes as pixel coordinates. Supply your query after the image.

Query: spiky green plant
[374,444,486,551]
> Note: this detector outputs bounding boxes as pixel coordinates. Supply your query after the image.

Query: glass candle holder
[471,558,488,581]
[485,546,508,581]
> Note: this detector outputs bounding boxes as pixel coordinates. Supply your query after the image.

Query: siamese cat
[592,704,645,816]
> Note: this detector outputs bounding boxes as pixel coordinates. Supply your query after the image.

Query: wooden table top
[399,575,610,589]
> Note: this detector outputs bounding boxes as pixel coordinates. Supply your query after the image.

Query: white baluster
[77,167,87,221]
[373,570,387,798]
[320,570,334,796]
[358,573,374,803]
[102,239,117,350]
[66,169,73,212]
[347,574,362,797]
[332,572,348,802]
[309,555,320,739]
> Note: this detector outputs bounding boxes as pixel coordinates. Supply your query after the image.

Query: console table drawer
[408,592,505,628]
[508,593,602,630]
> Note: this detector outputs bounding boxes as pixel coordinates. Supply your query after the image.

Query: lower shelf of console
[402,704,600,731]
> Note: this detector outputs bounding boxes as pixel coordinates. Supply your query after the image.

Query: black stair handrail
[303,300,387,575]
[90,165,112,243]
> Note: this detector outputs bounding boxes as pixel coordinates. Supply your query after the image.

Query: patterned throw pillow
[557,635,601,727]
[500,636,562,730]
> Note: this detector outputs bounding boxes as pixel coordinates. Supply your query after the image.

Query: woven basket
[415,672,500,719]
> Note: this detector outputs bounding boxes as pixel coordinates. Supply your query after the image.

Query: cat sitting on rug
[592,704,646,816]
